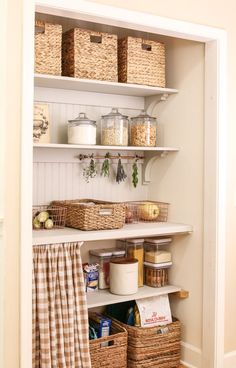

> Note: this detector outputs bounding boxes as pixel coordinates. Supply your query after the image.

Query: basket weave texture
[90,321,127,368]
[51,199,126,231]
[111,318,181,368]
[35,20,62,75]
[118,37,166,87]
[62,28,118,81]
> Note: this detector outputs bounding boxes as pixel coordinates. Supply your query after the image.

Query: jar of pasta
[130,110,157,146]
[126,238,144,287]
[101,108,129,146]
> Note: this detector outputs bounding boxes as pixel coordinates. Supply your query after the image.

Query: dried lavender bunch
[116,155,127,184]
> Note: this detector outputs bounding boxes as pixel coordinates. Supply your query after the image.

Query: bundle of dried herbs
[116,155,127,184]
[101,152,110,177]
[132,159,139,188]
[83,154,97,182]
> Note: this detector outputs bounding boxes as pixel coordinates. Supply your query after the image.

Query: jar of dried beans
[101,108,129,146]
[130,110,157,146]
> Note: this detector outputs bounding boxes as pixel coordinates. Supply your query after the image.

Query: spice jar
[101,108,128,146]
[126,238,144,287]
[68,112,96,145]
[110,258,138,295]
[130,110,157,146]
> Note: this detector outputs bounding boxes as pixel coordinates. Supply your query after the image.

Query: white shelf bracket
[145,93,170,116]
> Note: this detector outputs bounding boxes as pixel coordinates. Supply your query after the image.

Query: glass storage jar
[130,110,157,146]
[68,112,96,145]
[101,108,128,146]
[144,262,171,288]
[89,249,113,289]
[126,238,144,287]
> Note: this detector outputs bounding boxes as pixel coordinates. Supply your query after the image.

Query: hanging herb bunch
[132,157,139,188]
[83,154,97,183]
[116,154,127,184]
[101,152,110,177]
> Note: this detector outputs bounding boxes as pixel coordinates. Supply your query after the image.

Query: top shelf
[34,74,178,97]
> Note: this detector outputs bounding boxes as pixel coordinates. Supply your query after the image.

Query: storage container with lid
[101,108,129,146]
[130,110,157,147]
[110,257,138,295]
[126,238,144,287]
[144,261,172,288]
[89,248,125,289]
[68,112,96,145]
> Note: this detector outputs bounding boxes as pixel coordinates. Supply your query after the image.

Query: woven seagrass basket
[51,199,126,231]
[111,318,181,368]
[62,28,118,81]
[90,320,127,368]
[35,20,62,75]
[118,36,166,87]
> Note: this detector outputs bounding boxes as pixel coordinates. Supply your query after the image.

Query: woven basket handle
[98,207,114,216]
[35,20,45,34]
[141,43,152,52]
[90,34,102,44]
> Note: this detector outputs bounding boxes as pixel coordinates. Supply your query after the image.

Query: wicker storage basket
[90,320,128,368]
[35,20,62,75]
[112,318,181,368]
[118,37,166,87]
[51,199,126,231]
[62,28,118,81]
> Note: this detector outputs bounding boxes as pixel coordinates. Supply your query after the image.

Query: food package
[83,263,99,292]
[135,295,172,327]
[89,313,112,347]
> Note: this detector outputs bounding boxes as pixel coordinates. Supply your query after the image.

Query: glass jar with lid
[130,110,157,146]
[68,112,96,145]
[126,238,144,287]
[101,108,129,146]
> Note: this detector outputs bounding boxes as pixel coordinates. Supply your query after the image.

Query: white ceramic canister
[109,257,138,295]
[68,112,96,144]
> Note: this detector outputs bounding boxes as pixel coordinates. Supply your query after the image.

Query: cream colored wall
[90,0,236,353]
[0,0,23,367]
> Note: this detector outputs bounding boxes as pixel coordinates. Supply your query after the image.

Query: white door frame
[20,1,227,367]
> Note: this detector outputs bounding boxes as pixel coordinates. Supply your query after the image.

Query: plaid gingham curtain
[32,242,91,368]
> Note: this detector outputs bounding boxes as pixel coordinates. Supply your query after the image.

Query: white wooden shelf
[34,74,178,97]
[32,222,193,246]
[86,285,181,308]
[33,143,179,153]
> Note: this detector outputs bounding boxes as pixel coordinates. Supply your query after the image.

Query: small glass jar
[101,108,129,146]
[68,112,96,145]
[144,238,172,264]
[144,262,171,288]
[126,238,144,287]
[130,110,157,147]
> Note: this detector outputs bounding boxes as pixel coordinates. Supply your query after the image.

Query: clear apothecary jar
[101,108,129,146]
[130,110,157,146]
[68,112,96,145]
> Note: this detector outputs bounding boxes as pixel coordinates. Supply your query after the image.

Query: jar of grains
[101,108,129,146]
[130,110,157,146]
[68,112,96,145]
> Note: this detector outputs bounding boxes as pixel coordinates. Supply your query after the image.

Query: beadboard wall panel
[33,90,148,204]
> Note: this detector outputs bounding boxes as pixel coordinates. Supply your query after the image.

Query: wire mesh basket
[32,205,67,230]
[125,201,169,224]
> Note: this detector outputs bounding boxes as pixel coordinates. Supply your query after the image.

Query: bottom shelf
[86,284,181,308]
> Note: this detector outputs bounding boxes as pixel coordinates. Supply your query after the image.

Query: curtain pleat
[32,242,91,368]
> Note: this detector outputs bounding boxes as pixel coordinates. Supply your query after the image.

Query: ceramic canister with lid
[68,112,97,144]
[109,257,138,295]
